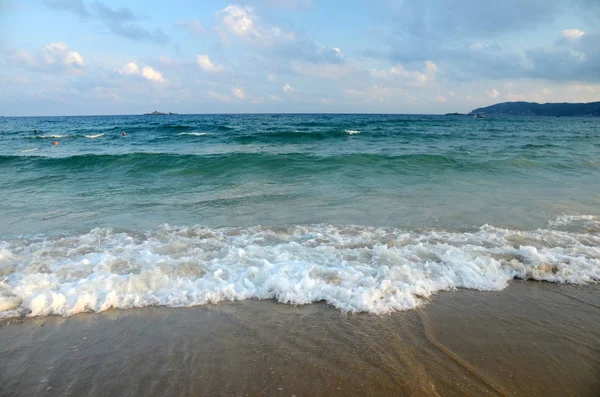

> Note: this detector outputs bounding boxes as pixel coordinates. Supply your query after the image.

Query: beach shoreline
[1,281,599,397]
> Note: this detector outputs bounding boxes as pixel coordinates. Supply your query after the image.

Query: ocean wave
[0,152,594,176]
[548,214,600,228]
[0,224,598,318]
[177,132,208,136]
[84,133,104,139]
[232,128,357,144]
[27,134,69,139]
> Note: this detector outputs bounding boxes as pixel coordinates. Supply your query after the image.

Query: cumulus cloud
[114,62,164,83]
[115,62,139,76]
[214,4,344,66]
[436,95,447,103]
[486,88,500,98]
[216,4,295,43]
[196,54,225,73]
[267,73,277,82]
[269,94,282,101]
[43,42,84,69]
[232,87,245,99]
[4,42,85,74]
[142,66,164,83]
[282,83,295,93]
[563,28,585,40]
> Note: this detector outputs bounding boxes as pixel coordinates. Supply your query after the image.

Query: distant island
[144,111,178,115]
[470,101,600,117]
[445,112,466,116]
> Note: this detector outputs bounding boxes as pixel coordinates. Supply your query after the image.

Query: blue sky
[1,0,599,115]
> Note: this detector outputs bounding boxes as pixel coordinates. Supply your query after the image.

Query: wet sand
[1,281,599,397]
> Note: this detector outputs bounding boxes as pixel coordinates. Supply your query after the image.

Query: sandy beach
[1,281,598,397]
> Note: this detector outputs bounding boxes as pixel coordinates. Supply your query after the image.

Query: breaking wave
[1,223,598,319]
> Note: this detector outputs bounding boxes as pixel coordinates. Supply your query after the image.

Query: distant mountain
[470,101,600,117]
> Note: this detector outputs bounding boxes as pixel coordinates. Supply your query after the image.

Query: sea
[0,114,599,318]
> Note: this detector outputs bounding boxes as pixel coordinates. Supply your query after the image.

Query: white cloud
[219,5,256,37]
[436,95,447,103]
[142,66,164,83]
[370,61,438,87]
[465,95,475,101]
[562,29,585,40]
[65,51,84,67]
[197,54,225,73]
[485,88,500,98]
[282,83,295,93]
[115,62,164,83]
[319,98,334,104]
[216,4,295,45]
[41,42,84,72]
[267,73,277,82]
[448,90,455,97]
[116,62,140,76]
[269,94,282,101]
[471,42,484,50]
[232,87,245,99]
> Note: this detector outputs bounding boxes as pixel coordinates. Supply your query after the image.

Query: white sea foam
[548,214,600,228]
[21,148,40,153]
[0,224,598,319]
[345,130,360,135]
[177,132,208,136]
[32,135,68,139]
[84,133,104,139]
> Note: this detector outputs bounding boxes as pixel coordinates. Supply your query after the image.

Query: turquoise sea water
[0,114,599,317]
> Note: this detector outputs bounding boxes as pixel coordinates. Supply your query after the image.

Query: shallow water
[0,114,599,317]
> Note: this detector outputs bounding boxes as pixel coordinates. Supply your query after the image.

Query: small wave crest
[177,132,208,136]
[0,224,598,319]
[84,133,104,139]
[345,130,360,135]
[28,134,69,139]
[548,214,600,228]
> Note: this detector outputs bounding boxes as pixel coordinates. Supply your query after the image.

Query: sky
[0,0,599,116]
